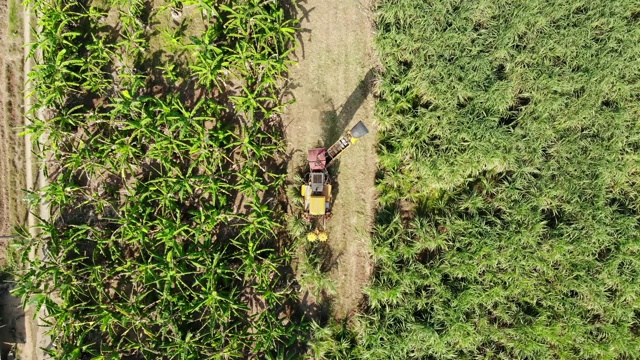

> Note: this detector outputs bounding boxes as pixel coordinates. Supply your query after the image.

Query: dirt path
[284,0,378,319]
[0,0,27,235]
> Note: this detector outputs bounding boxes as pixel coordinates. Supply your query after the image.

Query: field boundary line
[22,0,34,234]
[23,2,50,358]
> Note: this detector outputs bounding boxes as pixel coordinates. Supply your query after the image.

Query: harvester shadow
[319,67,375,215]
[322,67,375,147]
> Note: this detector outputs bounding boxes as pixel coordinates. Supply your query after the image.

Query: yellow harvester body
[301,184,332,216]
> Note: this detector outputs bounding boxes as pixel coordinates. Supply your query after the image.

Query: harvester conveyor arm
[325,121,369,167]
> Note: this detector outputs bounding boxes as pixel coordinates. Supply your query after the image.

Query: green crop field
[12,0,640,359]
[311,0,640,359]
[14,0,308,358]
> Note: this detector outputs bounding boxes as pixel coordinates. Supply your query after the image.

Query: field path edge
[23,2,51,359]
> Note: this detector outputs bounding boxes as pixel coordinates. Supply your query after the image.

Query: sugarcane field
[0,0,639,359]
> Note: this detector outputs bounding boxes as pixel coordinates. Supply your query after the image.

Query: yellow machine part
[324,184,332,199]
[307,230,328,242]
[309,196,325,215]
[301,185,307,197]
[350,136,359,144]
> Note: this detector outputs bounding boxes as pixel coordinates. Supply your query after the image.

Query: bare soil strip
[0,4,12,236]
[284,0,378,318]
[0,0,27,235]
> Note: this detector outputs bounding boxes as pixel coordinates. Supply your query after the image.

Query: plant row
[16,0,304,358]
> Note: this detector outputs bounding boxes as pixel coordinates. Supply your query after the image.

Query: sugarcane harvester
[301,121,369,241]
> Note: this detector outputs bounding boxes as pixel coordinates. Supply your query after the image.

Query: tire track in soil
[284,0,378,319]
[0,3,12,236]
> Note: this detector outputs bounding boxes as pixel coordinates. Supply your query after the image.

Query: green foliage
[295,242,336,300]
[314,0,640,358]
[15,0,307,358]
